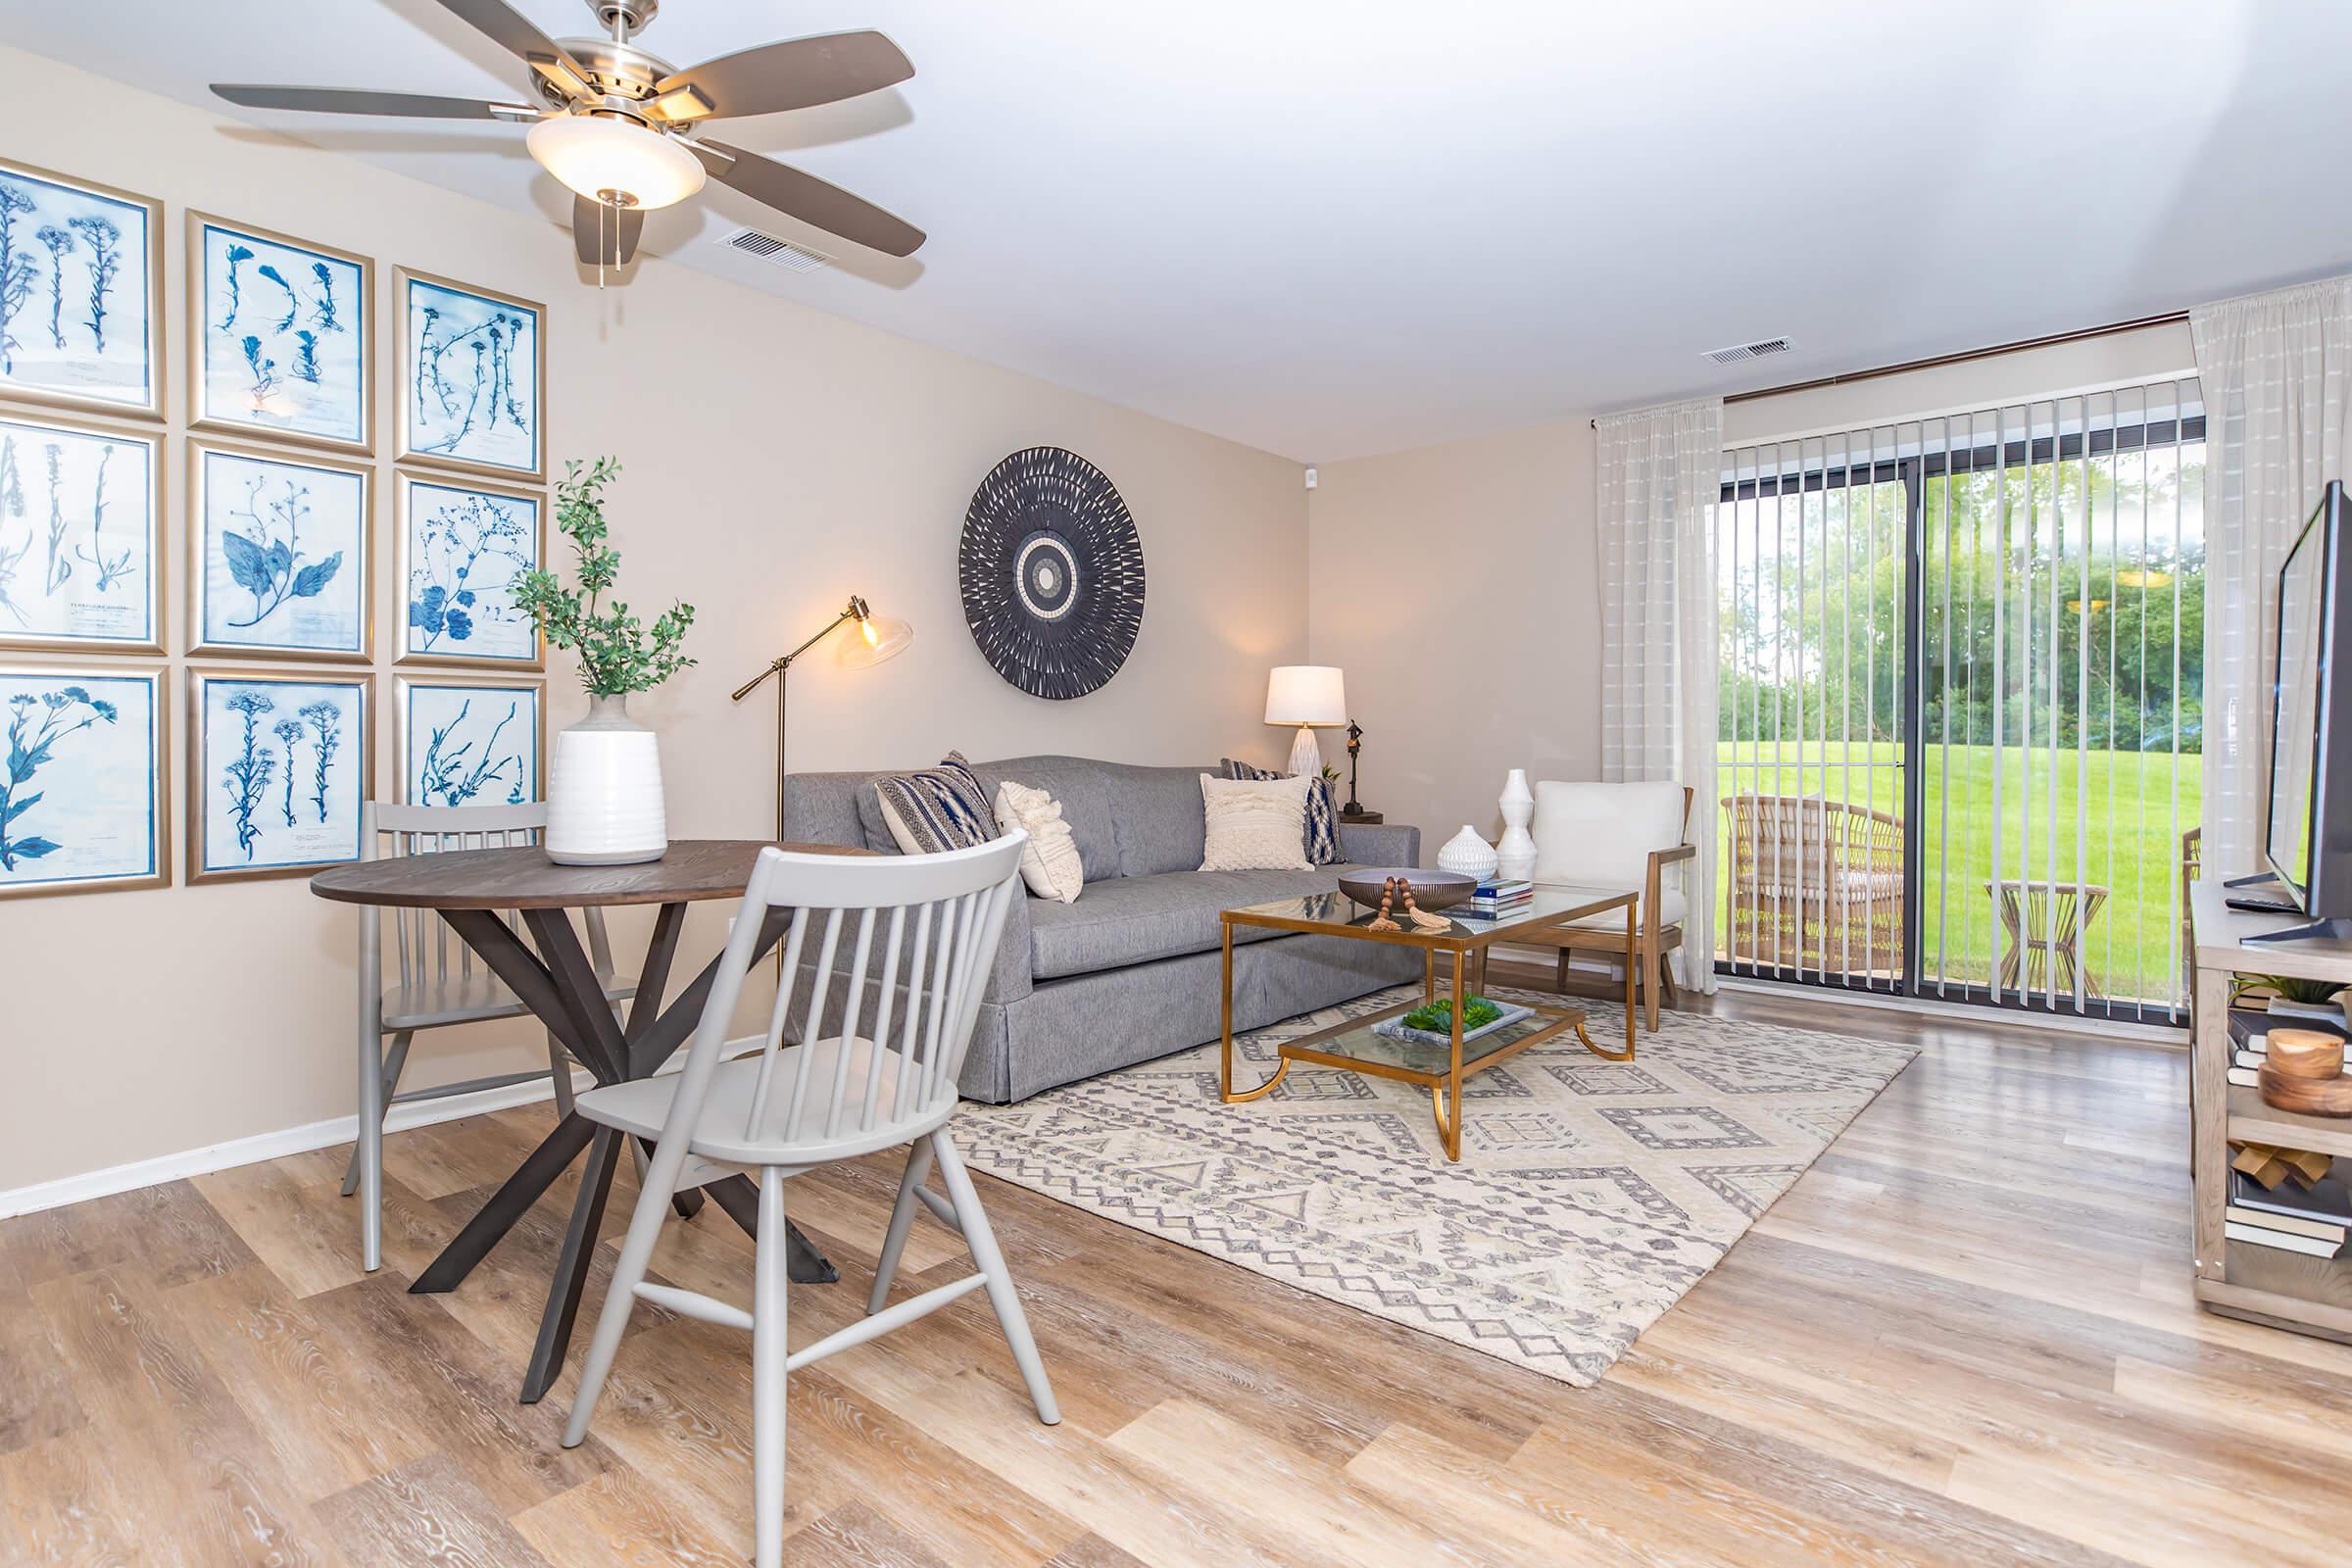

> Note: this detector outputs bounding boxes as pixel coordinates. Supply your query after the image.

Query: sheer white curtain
[1596,396,1724,991]
[2191,276,2352,877]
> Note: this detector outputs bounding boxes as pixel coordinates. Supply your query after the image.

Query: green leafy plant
[511,457,695,697]
[2232,974,2348,1007]
[1401,995,1502,1033]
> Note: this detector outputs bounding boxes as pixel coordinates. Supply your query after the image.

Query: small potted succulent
[511,457,695,864]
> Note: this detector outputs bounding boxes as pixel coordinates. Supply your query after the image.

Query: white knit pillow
[1199,772,1313,871]
[994,779,1084,903]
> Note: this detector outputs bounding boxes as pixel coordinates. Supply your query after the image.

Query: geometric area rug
[954,984,1918,1387]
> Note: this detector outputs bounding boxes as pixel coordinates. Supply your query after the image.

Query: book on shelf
[2226,1219,2345,1258]
[2229,1065,2261,1088]
[2231,1166,2352,1235]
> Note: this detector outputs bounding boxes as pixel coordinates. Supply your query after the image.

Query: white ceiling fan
[213,0,924,268]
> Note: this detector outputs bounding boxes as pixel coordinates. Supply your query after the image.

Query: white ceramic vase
[1438,824,1499,881]
[545,694,667,865]
[1495,767,1537,881]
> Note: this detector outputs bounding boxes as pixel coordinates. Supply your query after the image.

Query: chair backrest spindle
[657,835,1025,1165]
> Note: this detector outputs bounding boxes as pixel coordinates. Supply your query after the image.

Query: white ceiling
[16,0,2352,461]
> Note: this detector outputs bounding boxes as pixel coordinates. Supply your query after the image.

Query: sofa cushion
[1221,758,1343,865]
[1025,866,1356,979]
[868,752,998,856]
[1105,762,1212,877]
[969,758,1121,883]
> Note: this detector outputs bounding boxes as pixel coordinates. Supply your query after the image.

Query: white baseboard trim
[0,1029,775,1222]
[0,1067,591,1220]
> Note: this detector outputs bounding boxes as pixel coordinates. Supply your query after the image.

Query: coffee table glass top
[1224,883,1634,944]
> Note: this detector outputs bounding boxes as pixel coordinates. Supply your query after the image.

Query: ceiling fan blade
[692,139,925,257]
[429,0,596,99]
[656,30,913,120]
[572,195,644,268]
[211,84,536,120]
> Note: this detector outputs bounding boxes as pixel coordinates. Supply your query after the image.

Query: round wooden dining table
[311,838,861,1403]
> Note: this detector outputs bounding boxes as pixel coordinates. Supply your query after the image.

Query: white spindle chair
[561,834,1054,1568]
[348,801,635,1271]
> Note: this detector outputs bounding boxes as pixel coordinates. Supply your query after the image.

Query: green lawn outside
[1713,740,2201,1004]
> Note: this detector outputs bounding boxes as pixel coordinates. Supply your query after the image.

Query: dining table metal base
[405,901,837,1404]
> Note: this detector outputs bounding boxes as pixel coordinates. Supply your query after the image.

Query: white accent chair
[349,801,635,1272]
[561,834,1057,1568]
[1528,780,1697,1031]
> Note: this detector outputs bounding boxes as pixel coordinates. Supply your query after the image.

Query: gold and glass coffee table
[1219,884,1639,1159]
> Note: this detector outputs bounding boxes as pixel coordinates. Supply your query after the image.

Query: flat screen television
[2250,480,2352,943]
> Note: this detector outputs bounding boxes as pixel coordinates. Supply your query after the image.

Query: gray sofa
[783,755,1422,1102]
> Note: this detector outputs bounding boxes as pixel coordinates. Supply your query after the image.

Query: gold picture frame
[0,661,170,901]
[391,468,546,670]
[393,267,546,483]
[0,158,166,423]
[393,672,547,808]
[185,437,375,664]
[186,666,374,886]
[0,409,166,656]
[186,211,375,458]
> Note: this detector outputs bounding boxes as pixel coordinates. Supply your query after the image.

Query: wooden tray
[2260,1061,2352,1117]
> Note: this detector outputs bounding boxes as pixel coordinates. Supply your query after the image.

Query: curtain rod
[1588,310,2190,428]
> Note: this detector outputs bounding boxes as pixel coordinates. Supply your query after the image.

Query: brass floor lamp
[731,596,913,842]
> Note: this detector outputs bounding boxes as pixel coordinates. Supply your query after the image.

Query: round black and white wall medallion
[959,447,1145,700]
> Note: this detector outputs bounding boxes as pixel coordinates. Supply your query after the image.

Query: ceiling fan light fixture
[526,114,706,209]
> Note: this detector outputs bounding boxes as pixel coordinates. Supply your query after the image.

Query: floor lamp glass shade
[1265,664,1347,777]
[837,613,912,668]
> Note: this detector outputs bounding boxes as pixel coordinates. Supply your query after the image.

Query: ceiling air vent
[1704,336,1792,366]
[717,226,832,274]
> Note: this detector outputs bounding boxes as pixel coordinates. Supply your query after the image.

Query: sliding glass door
[1715,383,2204,1023]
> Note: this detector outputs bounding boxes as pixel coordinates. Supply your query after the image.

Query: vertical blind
[1715,380,2205,1019]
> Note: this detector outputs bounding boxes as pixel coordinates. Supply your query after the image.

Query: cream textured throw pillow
[995,779,1084,903]
[1199,772,1313,871]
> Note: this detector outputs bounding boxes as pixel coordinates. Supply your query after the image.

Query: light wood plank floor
[4,986,2345,1566]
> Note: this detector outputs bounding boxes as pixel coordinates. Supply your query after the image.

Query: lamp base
[1286,724,1322,779]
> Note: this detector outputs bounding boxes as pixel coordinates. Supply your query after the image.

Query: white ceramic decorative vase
[1495,768,1537,881]
[1438,824,1500,881]
[545,694,667,865]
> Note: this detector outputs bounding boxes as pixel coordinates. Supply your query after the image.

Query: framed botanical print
[395,472,543,667]
[188,668,371,884]
[189,213,371,455]
[395,675,543,808]
[0,413,163,654]
[0,160,163,420]
[395,269,543,481]
[187,440,371,662]
[0,663,169,900]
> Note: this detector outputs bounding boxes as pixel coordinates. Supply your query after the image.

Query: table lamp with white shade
[1264,664,1348,778]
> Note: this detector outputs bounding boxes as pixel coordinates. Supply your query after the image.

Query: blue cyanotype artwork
[404,479,538,663]
[201,675,364,874]
[405,277,539,475]
[196,447,366,657]
[0,416,155,648]
[404,681,539,808]
[0,669,158,893]
[199,221,366,448]
[0,166,153,413]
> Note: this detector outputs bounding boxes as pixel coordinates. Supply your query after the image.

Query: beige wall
[1304,419,1599,851]
[0,47,1308,1197]
[1304,321,2199,855]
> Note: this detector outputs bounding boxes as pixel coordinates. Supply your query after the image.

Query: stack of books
[1450,878,1533,921]
[2229,1164,2352,1258]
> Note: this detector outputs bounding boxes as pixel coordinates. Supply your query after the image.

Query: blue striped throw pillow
[872,752,999,856]
[1220,759,1343,865]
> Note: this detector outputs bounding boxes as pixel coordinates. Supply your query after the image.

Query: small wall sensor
[1304,466,1319,490]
